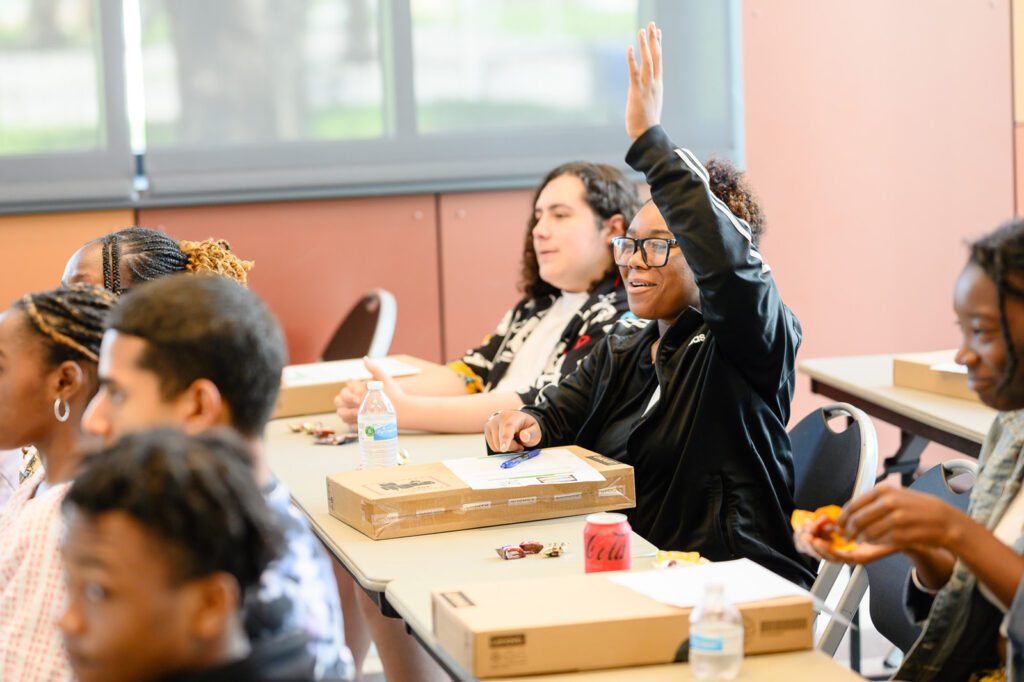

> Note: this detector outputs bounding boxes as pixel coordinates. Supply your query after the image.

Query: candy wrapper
[496,545,526,560]
[541,542,567,558]
[314,434,357,446]
[495,541,567,560]
[651,550,708,569]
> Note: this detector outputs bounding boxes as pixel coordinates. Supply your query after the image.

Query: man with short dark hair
[61,429,314,682]
[83,274,352,680]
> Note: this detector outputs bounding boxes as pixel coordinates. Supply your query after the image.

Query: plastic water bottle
[689,582,743,680]
[357,381,399,469]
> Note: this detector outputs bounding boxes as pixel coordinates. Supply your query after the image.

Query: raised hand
[625,21,663,141]
[485,410,542,453]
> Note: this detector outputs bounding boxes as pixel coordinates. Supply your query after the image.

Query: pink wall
[438,189,533,360]
[0,210,133,305]
[1017,124,1024,213]
[743,0,1014,456]
[139,197,443,364]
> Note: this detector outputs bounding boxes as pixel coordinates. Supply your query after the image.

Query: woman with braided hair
[0,284,116,682]
[2,227,257,489]
[62,226,253,293]
[796,218,1024,680]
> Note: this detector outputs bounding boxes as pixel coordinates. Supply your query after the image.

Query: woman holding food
[797,219,1024,680]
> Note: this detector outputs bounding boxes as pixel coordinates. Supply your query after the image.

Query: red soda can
[584,512,631,572]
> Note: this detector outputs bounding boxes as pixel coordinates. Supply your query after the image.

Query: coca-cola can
[584,512,631,573]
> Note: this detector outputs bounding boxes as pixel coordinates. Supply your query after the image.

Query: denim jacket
[897,410,1024,680]
[1004,536,1024,681]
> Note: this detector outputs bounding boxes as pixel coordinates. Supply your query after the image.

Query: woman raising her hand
[488,23,813,587]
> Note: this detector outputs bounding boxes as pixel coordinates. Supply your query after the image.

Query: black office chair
[320,289,397,361]
[788,403,879,654]
[792,403,878,511]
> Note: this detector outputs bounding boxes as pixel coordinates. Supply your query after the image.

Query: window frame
[0,0,134,214]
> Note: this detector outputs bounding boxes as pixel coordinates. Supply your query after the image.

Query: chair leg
[849,611,861,674]
[816,566,868,657]
[879,431,928,486]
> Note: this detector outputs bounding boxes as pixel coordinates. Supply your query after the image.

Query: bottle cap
[367,381,384,391]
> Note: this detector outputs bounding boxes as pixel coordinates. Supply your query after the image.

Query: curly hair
[520,162,643,300]
[97,227,253,294]
[63,428,283,597]
[14,284,118,367]
[967,218,1024,392]
[706,158,766,248]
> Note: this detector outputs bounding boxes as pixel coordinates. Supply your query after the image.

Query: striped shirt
[0,468,73,681]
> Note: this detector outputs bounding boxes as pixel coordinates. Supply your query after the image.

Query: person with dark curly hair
[59,429,329,682]
[0,284,118,681]
[334,161,647,434]
[487,23,814,587]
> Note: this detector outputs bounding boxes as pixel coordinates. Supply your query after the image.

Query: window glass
[139,0,386,148]
[0,0,104,154]
[411,0,637,134]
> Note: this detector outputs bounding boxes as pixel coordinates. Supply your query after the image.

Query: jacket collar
[607,306,706,355]
[658,307,706,353]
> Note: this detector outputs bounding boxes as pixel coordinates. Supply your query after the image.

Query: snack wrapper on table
[651,549,709,569]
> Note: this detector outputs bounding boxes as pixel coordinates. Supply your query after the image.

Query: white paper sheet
[607,558,810,608]
[441,448,607,490]
[282,358,421,387]
[930,362,967,375]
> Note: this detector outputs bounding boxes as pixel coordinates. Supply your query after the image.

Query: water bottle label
[690,634,725,652]
[364,422,397,441]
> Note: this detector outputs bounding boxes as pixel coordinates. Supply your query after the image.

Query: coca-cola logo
[585,531,629,561]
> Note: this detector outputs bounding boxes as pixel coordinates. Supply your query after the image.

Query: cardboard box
[892,350,978,403]
[432,567,814,678]
[326,446,635,539]
[272,357,423,419]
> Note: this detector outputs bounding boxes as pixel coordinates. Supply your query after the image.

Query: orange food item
[791,504,857,552]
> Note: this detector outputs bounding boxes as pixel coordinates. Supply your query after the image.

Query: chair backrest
[865,459,977,652]
[320,289,398,361]
[792,403,879,512]
[790,403,879,656]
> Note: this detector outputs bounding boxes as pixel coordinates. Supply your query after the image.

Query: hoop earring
[54,398,70,423]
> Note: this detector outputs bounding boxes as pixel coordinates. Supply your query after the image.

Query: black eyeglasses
[612,236,679,267]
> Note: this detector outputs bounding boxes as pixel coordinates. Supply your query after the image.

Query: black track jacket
[521,125,815,587]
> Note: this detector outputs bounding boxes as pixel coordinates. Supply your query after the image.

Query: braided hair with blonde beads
[16,284,117,366]
[99,227,253,294]
[15,284,117,482]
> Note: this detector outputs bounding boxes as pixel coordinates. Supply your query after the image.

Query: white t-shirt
[492,291,590,394]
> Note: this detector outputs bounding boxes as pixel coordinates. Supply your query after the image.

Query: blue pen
[500,448,541,469]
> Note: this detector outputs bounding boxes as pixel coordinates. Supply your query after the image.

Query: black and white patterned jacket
[448,273,647,405]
